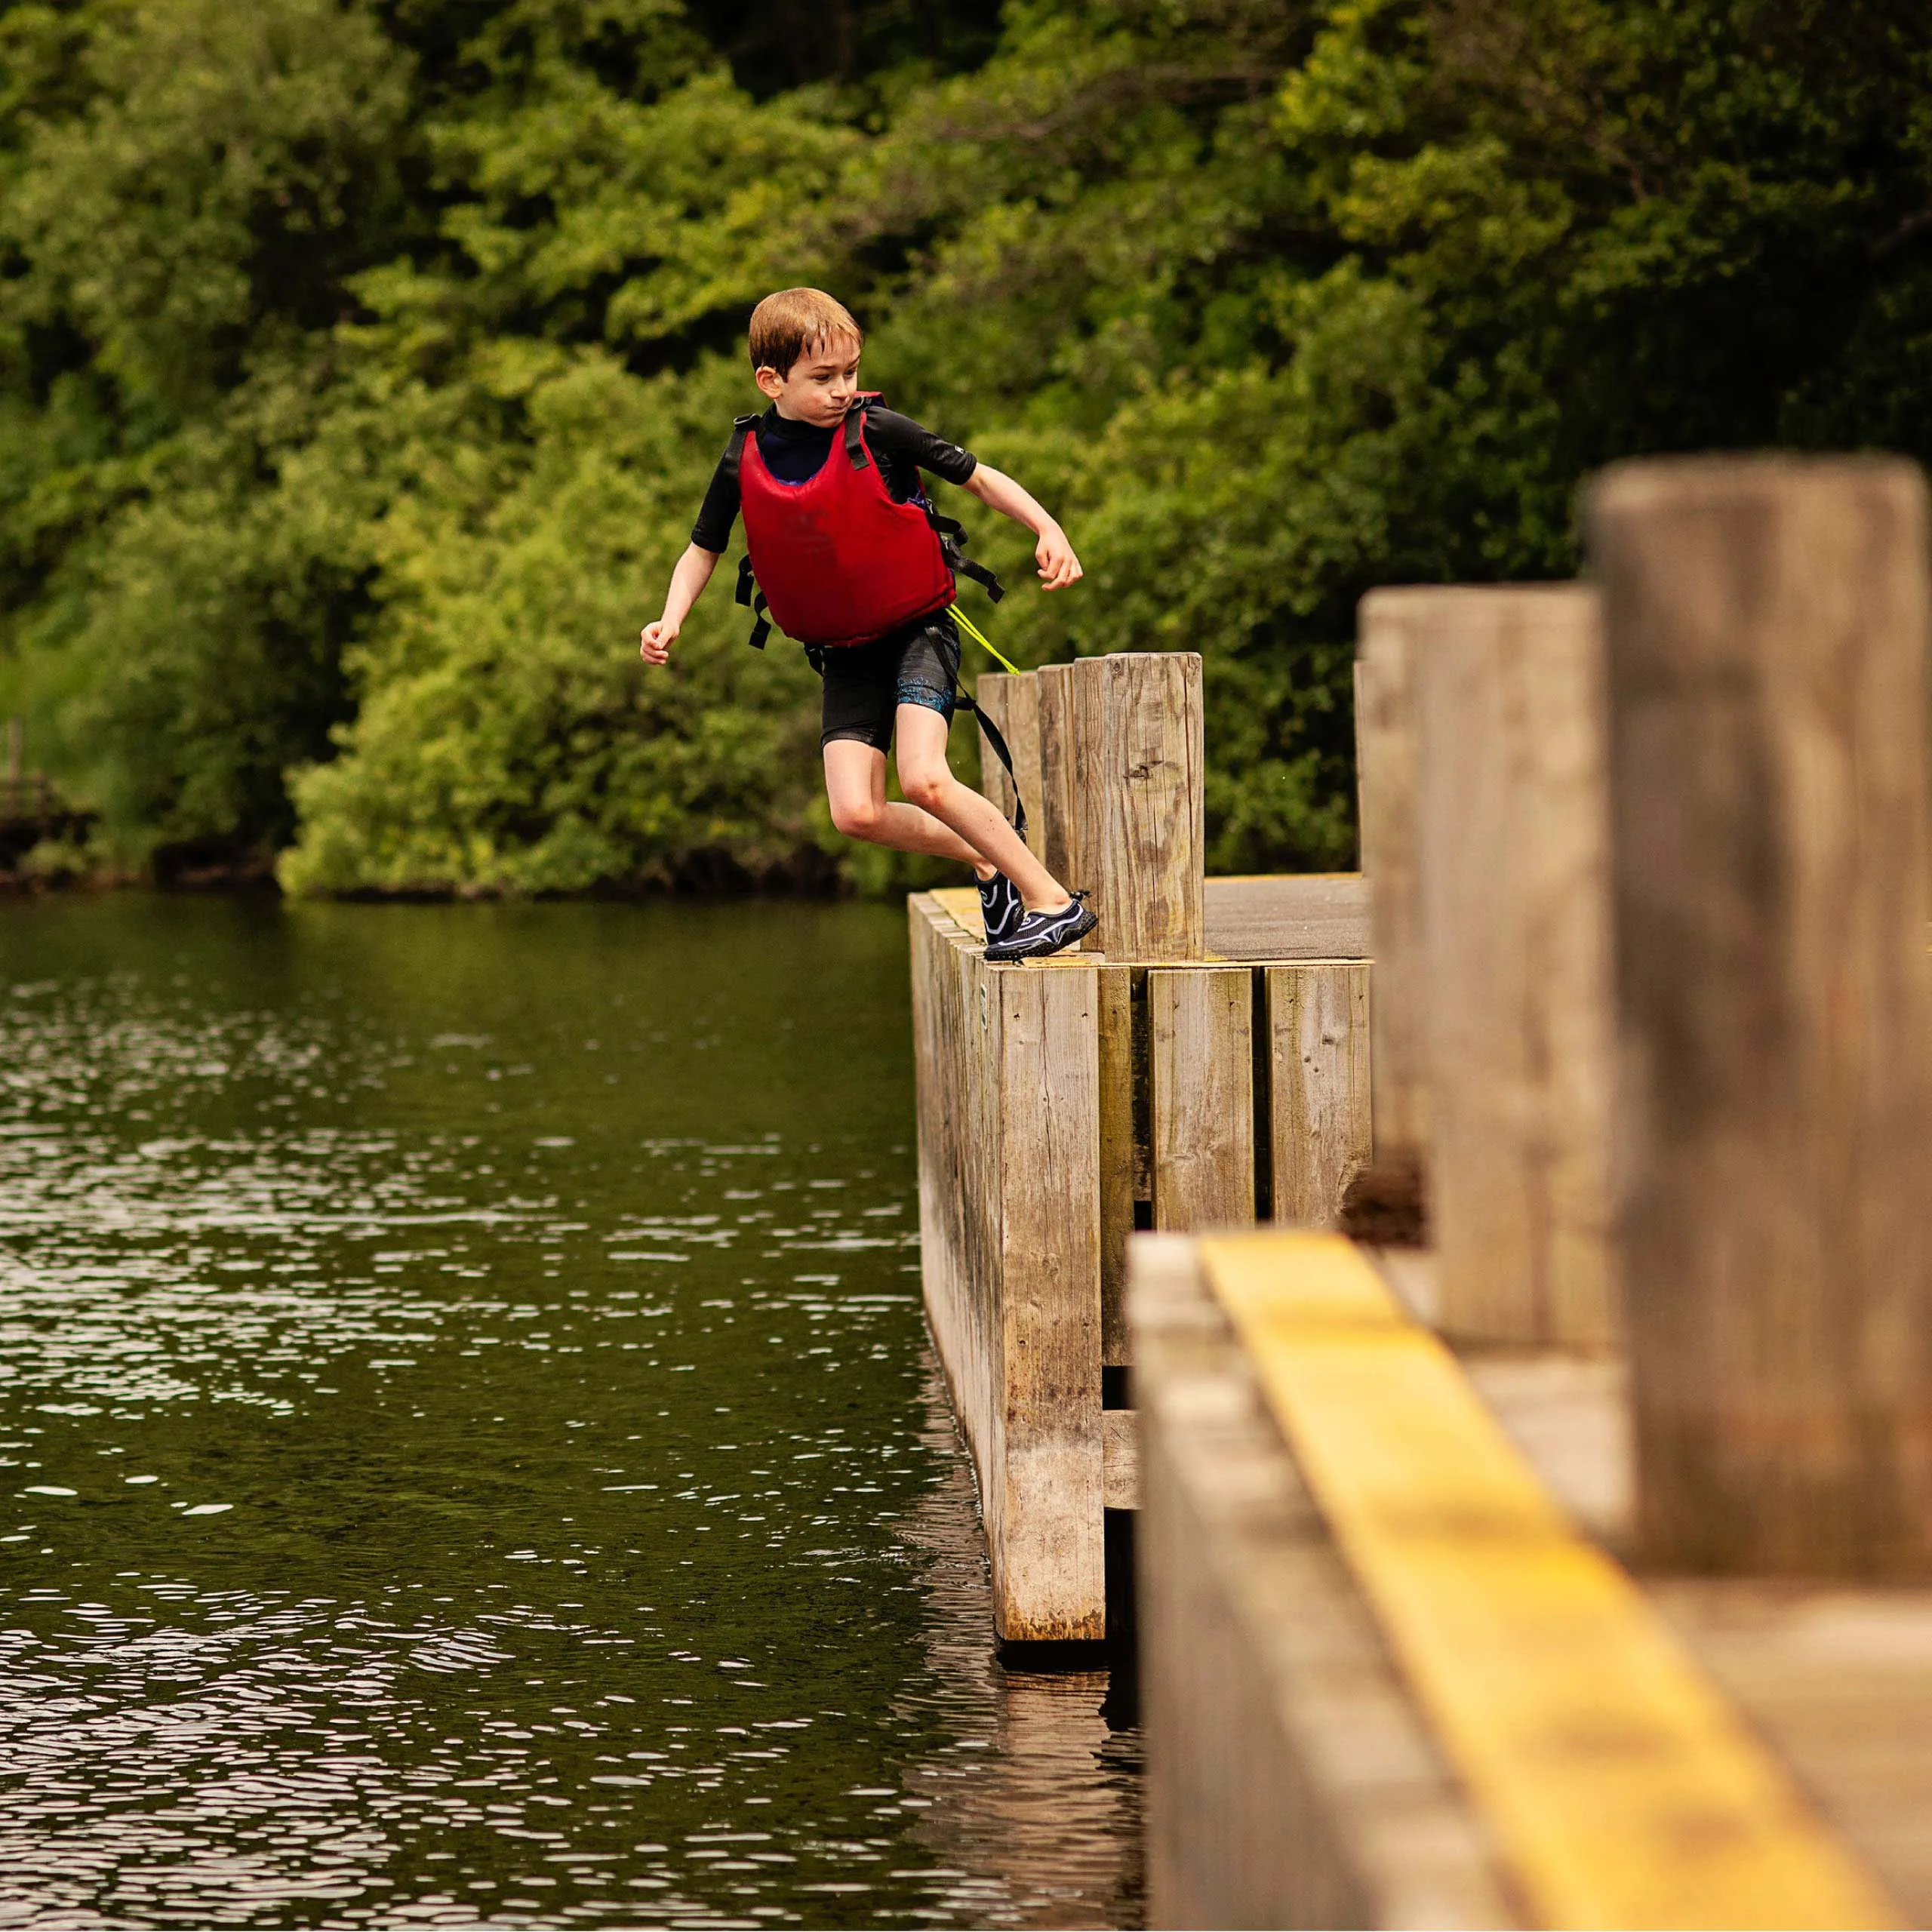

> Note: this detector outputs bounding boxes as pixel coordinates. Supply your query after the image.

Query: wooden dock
[909,652,1374,1642]
[1132,459,1932,1926]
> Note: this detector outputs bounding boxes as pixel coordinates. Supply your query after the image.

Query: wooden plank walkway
[1188,1229,1897,1929]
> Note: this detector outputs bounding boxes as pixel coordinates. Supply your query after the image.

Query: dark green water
[0,896,1140,1929]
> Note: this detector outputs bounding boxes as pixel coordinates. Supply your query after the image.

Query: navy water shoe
[977,871,1025,949]
[985,892,1098,963]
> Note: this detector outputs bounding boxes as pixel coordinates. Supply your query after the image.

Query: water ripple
[0,899,1139,1927]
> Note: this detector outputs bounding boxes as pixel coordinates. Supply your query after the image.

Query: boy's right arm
[639,543,722,664]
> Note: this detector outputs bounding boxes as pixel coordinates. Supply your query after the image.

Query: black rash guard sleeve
[860,408,980,491]
[691,435,745,555]
[688,405,979,555]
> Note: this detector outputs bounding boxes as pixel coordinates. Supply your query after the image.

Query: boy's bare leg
[894,704,1072,912]
[822,737,993,869]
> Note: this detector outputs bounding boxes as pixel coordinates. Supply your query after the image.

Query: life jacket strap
[923,507,1005,605]
[721,414,759,486]
[953,688,1028,843]
[734,553,771,651]
[843,401,873,472]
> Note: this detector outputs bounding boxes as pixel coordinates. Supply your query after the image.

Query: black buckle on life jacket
[735,553,771,651]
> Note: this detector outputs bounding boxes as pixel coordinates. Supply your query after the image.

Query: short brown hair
[749,288,863,376]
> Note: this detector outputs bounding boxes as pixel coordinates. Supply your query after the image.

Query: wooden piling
[910,894,1105,1640]
[1097,654,1205,961]
[974,670,1044,857]
[1355,601,1426,1162]
[1035,662,1100,928]
[1588,457,1932,1577]
[1407,586,1618,1350]
[982,654,1204,950]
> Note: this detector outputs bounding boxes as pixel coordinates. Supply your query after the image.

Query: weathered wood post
[1409,585,1620,1349]
[974,670,1044,860]
[1589,457,1932,1576]
[1355,598,1427,1168]
[1034,662,1100,940]
[910,898,1106,1641]
[979,654,1204,950]
[1092,653,1205,961]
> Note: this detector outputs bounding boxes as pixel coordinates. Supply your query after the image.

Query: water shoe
[985,892,1098,963]
[977,870,1025,949]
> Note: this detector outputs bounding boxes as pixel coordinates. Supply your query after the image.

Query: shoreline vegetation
[3,0,1930,900]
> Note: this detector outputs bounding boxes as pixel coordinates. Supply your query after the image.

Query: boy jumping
[638,288,1097,962]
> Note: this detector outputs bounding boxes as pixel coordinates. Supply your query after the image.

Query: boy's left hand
[1035,525,1082,592]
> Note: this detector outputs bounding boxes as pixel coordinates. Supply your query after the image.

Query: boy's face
[754,331,861,425]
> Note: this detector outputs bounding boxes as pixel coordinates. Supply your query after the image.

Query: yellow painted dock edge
[1199,1229,1898,1931]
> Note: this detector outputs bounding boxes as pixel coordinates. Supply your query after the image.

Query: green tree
[5,0,1932,893]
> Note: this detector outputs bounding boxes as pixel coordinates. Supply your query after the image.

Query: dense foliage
[4,0,1930,892]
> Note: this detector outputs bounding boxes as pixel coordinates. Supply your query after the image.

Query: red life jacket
[733,395,955,648]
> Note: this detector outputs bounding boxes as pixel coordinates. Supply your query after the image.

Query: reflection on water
[0,896,1140,1928]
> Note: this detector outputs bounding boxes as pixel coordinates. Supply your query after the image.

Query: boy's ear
[752,365,786,401]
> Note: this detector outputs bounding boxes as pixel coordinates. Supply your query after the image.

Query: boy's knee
[899,766,952,813]
[830,796,884,840]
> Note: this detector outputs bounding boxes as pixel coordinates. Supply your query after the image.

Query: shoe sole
[986,906,1100,963]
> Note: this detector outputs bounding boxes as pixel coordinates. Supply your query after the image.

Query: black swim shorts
[818,610,961,753]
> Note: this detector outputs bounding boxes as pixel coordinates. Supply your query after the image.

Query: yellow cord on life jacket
[949,602,1023,677]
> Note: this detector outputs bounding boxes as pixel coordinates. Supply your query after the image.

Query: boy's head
[749,288,863,426]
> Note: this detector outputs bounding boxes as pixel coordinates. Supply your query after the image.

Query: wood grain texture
[930,883,982,939]
[1150,967,1254,1231]
[1588,457,1932,1577]
[1036,661,1084,889]
[1131,1232,1518,1930]
[1413,585,1619,1349]
[1098,653,1205,961]
[1266,963,1373,1228]
[911,893,1006,1587]
[1101,1407,1141,1510]
[1355,601,1428,1158]
[998,961,1104,1638]
[1097,965,1137,1367]
[1004,670,1044,859]
[1202,873,1372,962]
[1204,1230,1898,1931]
[974,672,1019,824]
[1071,657,1107,948]
[974,668,1043,854]
[909,894,1107,1641]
